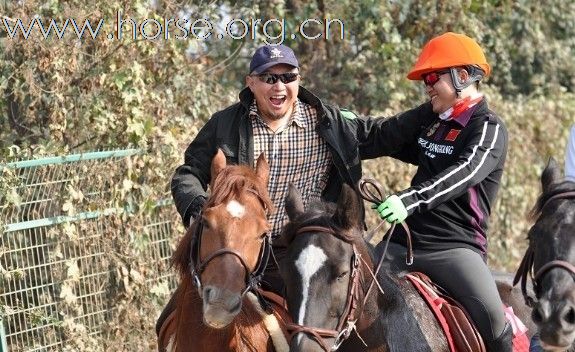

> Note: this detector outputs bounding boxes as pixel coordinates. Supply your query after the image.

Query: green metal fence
[0,150,178,351]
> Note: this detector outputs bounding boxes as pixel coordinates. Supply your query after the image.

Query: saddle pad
[513,333,530,352]
[505,306,530,352]
[405,272,485,352]
[406,273,530,352]
[251,289,293,352]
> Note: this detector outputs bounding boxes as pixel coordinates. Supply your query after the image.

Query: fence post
[0,315,7,352]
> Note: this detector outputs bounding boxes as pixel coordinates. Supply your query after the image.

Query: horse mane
[172,222,197,276]
[171,164,273,277]
[206,164,274,212]
[529,180,575,221]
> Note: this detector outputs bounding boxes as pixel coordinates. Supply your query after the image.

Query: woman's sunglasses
[253,72,299,84]
[422,70,450,86]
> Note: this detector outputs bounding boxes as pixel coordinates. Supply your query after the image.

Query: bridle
[188,220,271,297]
[285,179,413,350]
[188,190,272,298]
[285,225,384,352]
[513,190,575,307]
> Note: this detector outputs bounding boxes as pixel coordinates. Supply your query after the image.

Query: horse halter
[188,193,272,298]
[285,225,365,352]
[513,190,575,307]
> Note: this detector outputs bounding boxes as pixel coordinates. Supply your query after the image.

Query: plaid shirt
[250,100,332,237]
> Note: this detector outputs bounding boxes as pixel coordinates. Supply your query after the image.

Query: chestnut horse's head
[516,158,575,351]
[173,149,273,329]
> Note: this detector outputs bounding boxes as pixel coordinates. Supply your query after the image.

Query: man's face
[246,64,300,122]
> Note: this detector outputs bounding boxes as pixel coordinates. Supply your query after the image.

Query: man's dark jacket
[172,86,370,227]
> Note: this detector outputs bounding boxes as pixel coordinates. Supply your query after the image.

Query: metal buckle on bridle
[191,268,202,290]
[351,253,360,277]
[331,320,357,351]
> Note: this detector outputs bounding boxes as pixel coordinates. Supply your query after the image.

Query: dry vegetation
[1,0,574,350]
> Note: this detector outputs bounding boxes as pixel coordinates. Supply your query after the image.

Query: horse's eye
[201,217,210,229]
[336,271,349,282]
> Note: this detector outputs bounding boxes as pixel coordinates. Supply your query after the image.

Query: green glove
[374,195,408,224]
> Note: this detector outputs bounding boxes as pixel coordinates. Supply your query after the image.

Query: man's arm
[353,102,434,164]
[171,116,218,227]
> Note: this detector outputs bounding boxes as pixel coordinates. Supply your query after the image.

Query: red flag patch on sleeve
[445,129,461,142]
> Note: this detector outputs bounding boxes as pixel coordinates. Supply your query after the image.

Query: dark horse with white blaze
[514,158,575,352]
[279,183,534,352]
[157,150,289,352]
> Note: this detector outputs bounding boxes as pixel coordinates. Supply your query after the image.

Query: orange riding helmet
[407,32,491,81]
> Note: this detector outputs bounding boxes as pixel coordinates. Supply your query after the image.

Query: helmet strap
[449,67,482,95]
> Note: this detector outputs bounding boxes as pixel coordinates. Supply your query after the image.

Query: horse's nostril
[563,305,575,325]
[203,287,213,301]
[229,296,242,314]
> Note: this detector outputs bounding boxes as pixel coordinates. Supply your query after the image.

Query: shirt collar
[292,100,306,128]
[439,93,484,127]
[451,104,477,127]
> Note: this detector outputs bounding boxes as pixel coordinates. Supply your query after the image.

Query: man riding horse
[169,43,371,297]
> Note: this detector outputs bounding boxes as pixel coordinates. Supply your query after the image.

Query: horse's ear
[332,184,361,230]
[285,183,304,220]
[210,149,227,184]
[255,153,269,186]
[541,157,561,193]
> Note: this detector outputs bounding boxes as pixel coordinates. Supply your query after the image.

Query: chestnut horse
[279,184,534,352]
[157,150,289,352]
[514,158,575,352]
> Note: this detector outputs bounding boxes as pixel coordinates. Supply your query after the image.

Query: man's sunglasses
[253,72,299,84]
[422,70,450,86]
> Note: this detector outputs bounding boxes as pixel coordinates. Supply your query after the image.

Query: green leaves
[112,72,129,90]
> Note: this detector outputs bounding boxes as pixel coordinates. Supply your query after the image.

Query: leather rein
[188,189,272,298]
[358,178,414,265]
[513,190,575,307]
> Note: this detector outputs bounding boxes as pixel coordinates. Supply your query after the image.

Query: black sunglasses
[253,72,299,84]
[422,70,450,86]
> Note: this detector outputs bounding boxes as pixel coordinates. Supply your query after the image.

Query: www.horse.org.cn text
[1,11,346,44]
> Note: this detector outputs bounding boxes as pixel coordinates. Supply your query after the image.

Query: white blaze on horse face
[226,200,245,218]
[295,244,327,343]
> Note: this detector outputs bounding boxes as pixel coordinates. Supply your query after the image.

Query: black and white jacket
[358,99,508,257]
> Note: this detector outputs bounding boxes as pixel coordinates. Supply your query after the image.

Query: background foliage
[1,0,574,349]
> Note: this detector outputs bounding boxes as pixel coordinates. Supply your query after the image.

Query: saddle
[252,289,293,345]
[405,272,486,352]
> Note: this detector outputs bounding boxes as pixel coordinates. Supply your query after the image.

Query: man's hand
[373,195,408,223]
[184,195,207,228]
